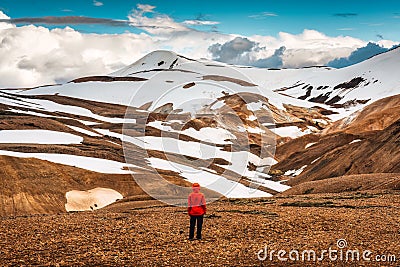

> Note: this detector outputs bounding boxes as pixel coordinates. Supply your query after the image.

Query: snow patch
[284,165,307,176]
[311,157,321,164]
[272,126,306,138]
[65,187,123,212]
[250,176,291,192]
[246,101,264,112]
[66,126,101,137]
[146,157,272,198]
[147,121,174,132]
[0,150,138,174]
[180,127,236,144]
[147,122,236,145]
[248,115,257,121]
[0,130,83,144]
[305,142,316,149]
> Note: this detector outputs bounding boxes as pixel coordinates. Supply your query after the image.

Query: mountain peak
[111,50,183,76]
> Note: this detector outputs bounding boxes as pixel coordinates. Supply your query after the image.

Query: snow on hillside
[147,121,235,144]
[241,48,400,108]
[0,92,136,124]
[16,48,400,123]
[0,150,139,174]
[65,188,123,212]
[146,157,272,198]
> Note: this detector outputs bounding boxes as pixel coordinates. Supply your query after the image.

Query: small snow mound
[65,187,123,212]
[111,50,183,76]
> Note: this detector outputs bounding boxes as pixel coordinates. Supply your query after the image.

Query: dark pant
[189,215,204,239]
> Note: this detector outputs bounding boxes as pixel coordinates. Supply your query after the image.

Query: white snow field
[65,187,123,212]
[17,49,400,122]
[146,157,272,198]
[0,150,138,174]
[96,128,282,196]
[0,129,83,144]
[271,126,309,138]
[147,121,236,145]
[0,92,136,124]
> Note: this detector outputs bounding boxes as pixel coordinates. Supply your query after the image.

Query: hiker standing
[188,183,206,240]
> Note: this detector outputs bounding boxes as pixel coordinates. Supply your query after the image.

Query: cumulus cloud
[0,25,158,87]
[252,46,286,68]
[208,37,285,68]
[208,30,367,68]
[0,11,12,30]
[208,37,257,64]
[327,42,399,68]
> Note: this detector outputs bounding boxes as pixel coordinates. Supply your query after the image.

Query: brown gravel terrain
[1,191,400,266]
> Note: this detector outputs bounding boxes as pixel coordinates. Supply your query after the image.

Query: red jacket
[188,188,206,216]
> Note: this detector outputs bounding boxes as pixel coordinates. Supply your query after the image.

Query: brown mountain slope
[269,94,400,189]
[286,118,400,186]
[324,94,400,135]
[0,155,144,216]
[280,173,400,195]
[271,131,360,175]
[0,155,222,216]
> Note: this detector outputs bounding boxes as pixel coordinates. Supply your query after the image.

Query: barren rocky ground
[1,190,399,266]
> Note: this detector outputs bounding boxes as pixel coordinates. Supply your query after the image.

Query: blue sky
[1,0,399,41]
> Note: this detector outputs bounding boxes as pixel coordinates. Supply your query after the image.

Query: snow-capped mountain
[1,48,400,215]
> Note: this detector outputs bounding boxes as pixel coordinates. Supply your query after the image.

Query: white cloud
[337,28,355,31]
[249,12,278,19]
[0,11,13,30]
[377,39,399,48]
[0,25,156,87]
[93,0,103,7]
[209,30,367,68]
[183,20,219,26]
[136,4,156,13]
[128,4,189,35]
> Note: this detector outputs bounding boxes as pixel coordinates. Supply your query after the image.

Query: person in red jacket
[188,182,206,240]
